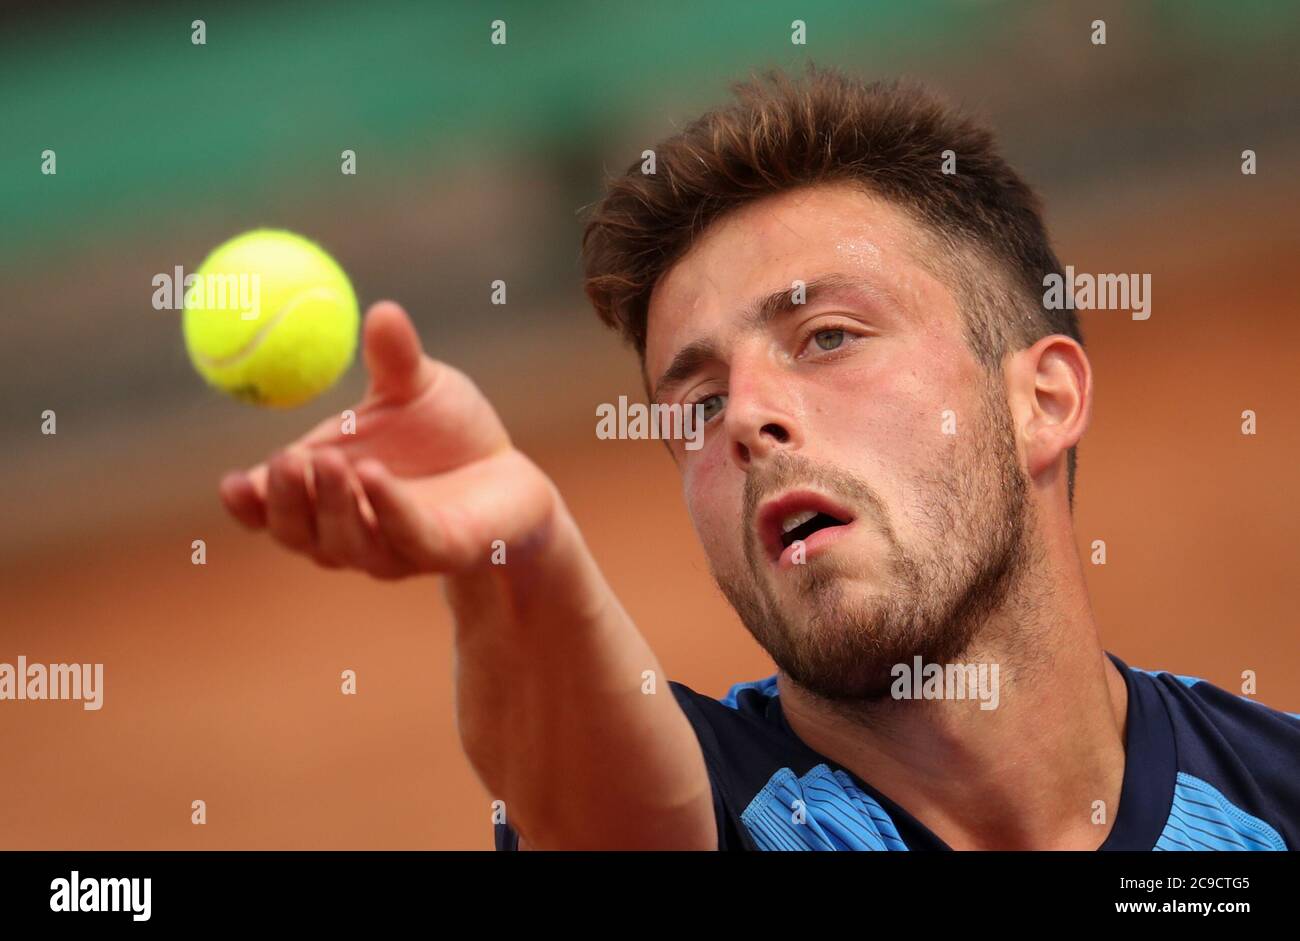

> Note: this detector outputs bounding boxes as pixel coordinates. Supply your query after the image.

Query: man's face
[645,182,1032,702]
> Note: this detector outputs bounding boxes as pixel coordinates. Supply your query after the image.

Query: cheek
[804,345,970,502]
[682,445,744,560]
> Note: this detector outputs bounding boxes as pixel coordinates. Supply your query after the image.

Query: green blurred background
[1,1,1297,848]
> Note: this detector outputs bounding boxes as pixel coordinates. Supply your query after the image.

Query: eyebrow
[651,273,888,403]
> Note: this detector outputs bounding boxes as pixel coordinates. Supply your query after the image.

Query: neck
[777,525,1128,850]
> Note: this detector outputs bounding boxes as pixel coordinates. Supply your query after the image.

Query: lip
[756,490,857,569]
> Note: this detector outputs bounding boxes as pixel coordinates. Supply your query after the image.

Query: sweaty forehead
[644,182,942,382]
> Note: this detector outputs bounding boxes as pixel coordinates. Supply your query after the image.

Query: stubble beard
[712,379,1033,703]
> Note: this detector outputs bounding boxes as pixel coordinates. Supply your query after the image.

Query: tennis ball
[182,229,359,408]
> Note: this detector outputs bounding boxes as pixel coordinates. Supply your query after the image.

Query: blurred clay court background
[1,1,1297,848]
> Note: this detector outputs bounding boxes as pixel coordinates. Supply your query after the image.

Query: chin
[780,641,902,703]
[771,551,881,604]
[767,582,922,700]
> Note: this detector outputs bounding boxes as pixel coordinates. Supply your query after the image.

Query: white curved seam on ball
[193,286,342,369]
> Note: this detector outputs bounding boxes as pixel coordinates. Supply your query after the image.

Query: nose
[723,360,802,471]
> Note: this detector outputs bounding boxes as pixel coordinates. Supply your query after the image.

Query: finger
[355,451,553,574]
[247,463,268,499]
[311,448,406,577]
[266,449,318,555]
[354,459,460,572]
[362,301,435,403]
[219,470,267,529]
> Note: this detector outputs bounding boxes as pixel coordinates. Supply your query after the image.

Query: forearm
[214,305,708,845]
[446,491,715,849]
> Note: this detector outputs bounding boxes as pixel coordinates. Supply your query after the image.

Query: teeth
[781,510,818,535]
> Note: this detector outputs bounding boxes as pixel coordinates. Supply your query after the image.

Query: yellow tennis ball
[182,229,359,407]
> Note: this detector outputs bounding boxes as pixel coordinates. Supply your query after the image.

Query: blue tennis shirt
[495,653,1299,850]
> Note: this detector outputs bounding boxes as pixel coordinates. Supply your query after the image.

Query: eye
[813,329,845,351]
[692,392,727,423]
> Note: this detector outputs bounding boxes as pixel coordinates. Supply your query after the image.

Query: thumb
[362,300,432,402]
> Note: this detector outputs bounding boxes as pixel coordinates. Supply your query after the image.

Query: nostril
[761,423,789,444]
[735,442,751,464]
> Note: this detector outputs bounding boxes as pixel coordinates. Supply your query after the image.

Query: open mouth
[779,510,849,549]
[757,491,856,565]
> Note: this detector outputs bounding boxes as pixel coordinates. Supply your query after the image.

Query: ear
[1006,335,1092,486]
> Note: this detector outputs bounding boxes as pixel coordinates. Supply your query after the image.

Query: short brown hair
[581,64,1079,504]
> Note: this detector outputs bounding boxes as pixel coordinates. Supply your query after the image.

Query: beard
[710,378,1032,703]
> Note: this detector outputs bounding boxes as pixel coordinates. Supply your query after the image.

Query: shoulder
[1128,662,1300,754]
[670,675,779,720]
[669,675,806,767]
[668,675,798,770]
[669,676,826,850]
[1125,660,1300,847]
